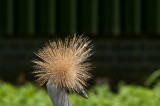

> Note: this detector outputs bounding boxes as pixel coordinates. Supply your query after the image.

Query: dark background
[0,0,160,87]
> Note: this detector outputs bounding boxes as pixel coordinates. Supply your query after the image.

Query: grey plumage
[47,80,72,106]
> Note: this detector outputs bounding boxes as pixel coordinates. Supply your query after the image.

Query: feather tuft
[33,34,93,92]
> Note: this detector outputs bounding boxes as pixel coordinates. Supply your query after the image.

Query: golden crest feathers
[33,34,93,92]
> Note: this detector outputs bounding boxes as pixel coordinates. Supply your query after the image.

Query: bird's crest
[33,34,93,92]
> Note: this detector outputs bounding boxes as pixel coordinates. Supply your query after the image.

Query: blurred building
[0,0,160,85]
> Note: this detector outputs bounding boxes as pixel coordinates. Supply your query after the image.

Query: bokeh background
[1,0,160,105]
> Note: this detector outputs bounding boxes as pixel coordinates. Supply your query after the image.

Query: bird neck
[46,80,72,106]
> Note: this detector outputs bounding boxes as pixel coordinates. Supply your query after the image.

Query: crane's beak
[78,88,88,99]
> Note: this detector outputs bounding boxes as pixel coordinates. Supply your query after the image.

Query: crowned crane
[33,35,93,106]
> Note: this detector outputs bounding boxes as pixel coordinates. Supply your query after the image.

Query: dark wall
[0,0,160,85]
[1,38,160,84]
[0,0,160,36]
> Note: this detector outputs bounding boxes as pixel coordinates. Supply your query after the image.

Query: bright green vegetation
[0,83,51,106]
[0,81,160,106]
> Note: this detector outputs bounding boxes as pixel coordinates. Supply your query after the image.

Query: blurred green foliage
[1,82,160,106]
[145,69,160,86]
[0,83,51,106]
